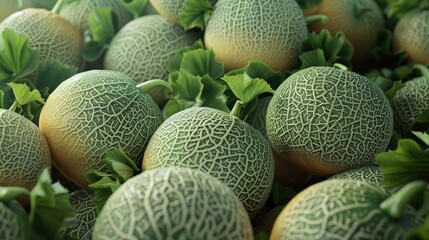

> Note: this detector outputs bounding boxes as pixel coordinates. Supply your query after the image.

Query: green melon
[92,167,253,239]
[0,8,83,69]
[143,107,275,217]
[38,70,163,188]
[104,14,197,84]
[66,189,97,240]
[391,76,429,133]
[266,66,393,176]
[0,200,27,240]
[328,165,383,185]
[58,0,133,33]
[149,0,217,24]
[393,10,429,65]
[204,0,307,71]
[270,179,423,240]
[0,109,51,190]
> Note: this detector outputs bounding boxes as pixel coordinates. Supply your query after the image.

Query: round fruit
[305,0,384,69]
[38,70,163,188]
[92,167,253,240]
[66,189,97,240]
[266,66,393,176]
[204,0,307,71]
[58,0,133,33]
[0,109,51,190]
[143,107,275,217]
[104,15,197,84]
[0,8,83,69]
[391,76,429,133]
[270,179,423,240]
[0,200,27,240]
[393,10,429,65]
[329,165,383,185]
[149,0,217,24]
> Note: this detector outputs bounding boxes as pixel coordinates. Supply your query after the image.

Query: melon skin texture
[270,179,423,240]
[67,189,97,240]
[393,10,429,65]
[59,0,133,33]
[0,109,51,190]
[0,8,83,69]
[0,201,27,240]
[266,66,393,176]
[92,167,253,240]
[328,165,383,185]
[104,15,197,84]
[38,70,163,188]
[143,107,275,217]
[149,0,218,24]
[391,77,429,133]
[204,0,307,72]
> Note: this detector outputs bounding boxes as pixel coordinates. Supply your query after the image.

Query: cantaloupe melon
[266,66,393,176]
[328,165,383,185]
[0,200,27,240]
[0,8,83,69]
[66,189,97,240]
[391,76,429,133]
[38,70,163,188]
[58,0,133,33]
[104,14,197,84]
[204,0,307,71]
[270,179,423,240]
[92,167,253,239]
[143,107,275,217]
[0,109,51,190]
[149,0,217,24]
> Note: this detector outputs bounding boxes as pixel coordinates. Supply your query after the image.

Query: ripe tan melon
[204,0,307,71]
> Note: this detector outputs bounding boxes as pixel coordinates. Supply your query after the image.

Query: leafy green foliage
[370,29,407,70]
[180,48,224,79]
[385,0,429,19]
[299,29,353,70]
[179,0,214,30]
[120,0,149,19]
[296,0,322,10]
[376,132,429,187]
[86,148,140,211]
[35,59,78,97]
[404,214,429,240]
[168,40,204,73]
[82,8,119,62]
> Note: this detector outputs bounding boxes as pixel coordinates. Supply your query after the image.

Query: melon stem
[18,0,24,9]
[305,15,329,25]
[8,101,19,112]
[413,64,429,79]
[51,0,65,14]
[379,180,427,220]
[136,79,174,99]
[0,187,29,203]
[333,63,349,71]
[230,101,242,118]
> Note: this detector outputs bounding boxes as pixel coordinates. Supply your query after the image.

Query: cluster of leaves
[0,169,75,240]
[0,28,77,122]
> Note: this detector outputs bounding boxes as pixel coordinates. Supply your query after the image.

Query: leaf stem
[333,63,349,71]
[51,0,65,14]
[0,187,30,203]
[8,101,19,112]
[305,15,329,25]
[18,0,24,9]
[380,180,427,220]
[413,64,429,79]
[230,101,242,118]
[137,79,173,99]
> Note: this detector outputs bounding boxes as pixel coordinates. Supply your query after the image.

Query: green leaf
[412,131,429,147]
[376,139,429,187]
[29,168,76,240]
[82,8,119,62]
[162,99,186,119]
[404,213,429,240]
[34,59,78,98]
[168,40,204,73]
[103,148,139,182]
[221,73,274,106]
[370,29,407,69]
[180,48,224,79]
[415,108,429,124]
[384,81,406,101]
[299,29,353,69]
[0,187,30,203]
[179,0,214,30]
[0,28,38,82]
[385,0,429,19]
[200,75,228,112]
[296,0,322,9]
[7,82,44,105]
[120,0,148,19]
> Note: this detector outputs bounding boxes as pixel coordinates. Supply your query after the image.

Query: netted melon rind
[0,8,83,69]
[328,165,383,185]
[59,0,133,33]
[149,0,218,24]
[0,109,51,190]
[143,107,275,217]
[204,0,307,71]
[271,179,423,240]
[39,70,163,188]
[67,189,97,240]
[92,167,253,240]
[266,66,393,174]
[104,15,196,84]
[391,76,429,133]
[0,201,26,240]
